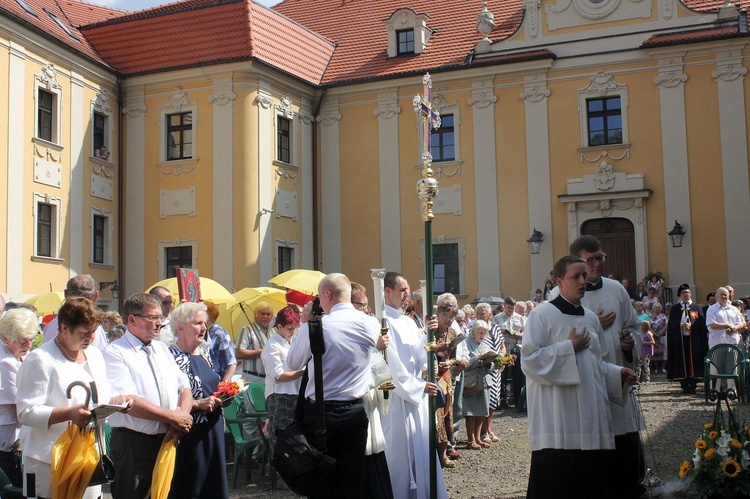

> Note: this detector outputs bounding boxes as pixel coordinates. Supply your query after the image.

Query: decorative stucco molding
[712,64,748,82]
[373,103,401,119]
[122,103,147,118]
[654,71,688,88]
[277,95,296,118]
[468,92,497,109]
[93,88,113,113]
[520,86,551,102]
[581,71,626,96]
[593,161,616,190]
[209,91,236,106]
[316,111,342,126]
[298,110,314,124]
[256,94,274,109]
[37,63,61,92]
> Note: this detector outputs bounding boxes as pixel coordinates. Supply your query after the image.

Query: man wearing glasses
[104,293,193,499]
[549,235,642,498]
[43,275,108,349]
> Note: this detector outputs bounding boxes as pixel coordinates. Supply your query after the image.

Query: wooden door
[581,218,636,292]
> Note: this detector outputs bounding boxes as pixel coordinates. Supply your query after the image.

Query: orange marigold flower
[705,448,716,459]
[679,461,691,478]
[732,439,742,449]
[696,440,707,450]
[723,459,742,479]
[705,423,714,430]
[710,431,719,440]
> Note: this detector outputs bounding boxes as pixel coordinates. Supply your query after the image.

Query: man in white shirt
[381,272,446,499]
[287,273,387,499]
[103,293,193,499]
[43,275,108,349]
[705,286,744,391]
[492,297,524,407]
[522,255,637,499]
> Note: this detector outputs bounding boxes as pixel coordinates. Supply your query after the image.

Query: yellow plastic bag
[151,436,177,499]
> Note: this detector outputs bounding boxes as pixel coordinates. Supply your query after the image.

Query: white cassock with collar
[382,305,447,499]
[548,277,643,436]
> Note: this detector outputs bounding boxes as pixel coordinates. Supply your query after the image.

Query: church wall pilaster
[468,78,501,296]
[520,71,554,294]
[316,98,343,272]
[210,76,235,290]
[713,48,750,292]
[654,55,695,289]
[374,92,402,272]
[299,100,315,270]
[122,85,147,297]
[257,81,274,286]
[68,71,85,278]
[6,41,26,296]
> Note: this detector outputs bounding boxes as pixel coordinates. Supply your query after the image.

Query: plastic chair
[224,395,269,487]
[704,343,745,403]
[247,382,267,413]
[0,465,23,499]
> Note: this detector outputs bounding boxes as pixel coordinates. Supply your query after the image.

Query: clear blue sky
[87,0,279,11]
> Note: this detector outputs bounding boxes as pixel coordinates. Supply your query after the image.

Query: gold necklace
[55,337,80,363]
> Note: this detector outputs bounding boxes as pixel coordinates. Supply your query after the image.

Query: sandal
[468,442,481,450]
[448,449,463,459]
[480,441,491,448]
[441,459,456,469]
[488,432,501,443]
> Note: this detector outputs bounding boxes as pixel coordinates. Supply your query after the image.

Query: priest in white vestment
[523,256,637,499]
[381,272,447,499]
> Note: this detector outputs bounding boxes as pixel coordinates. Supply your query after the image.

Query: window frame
[578,72,629,149]
[157,238,199,279]
[158,89,198,164]
[90,207,113,266]
[277,115,291,164]
[586,96,623,147]
[430,113,455,162]
[32,193,62,262]
[166,112,193,161]
[397,29,415,55]
[274,239,299,276]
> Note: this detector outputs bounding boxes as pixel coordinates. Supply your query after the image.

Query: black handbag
[272,316,336,496]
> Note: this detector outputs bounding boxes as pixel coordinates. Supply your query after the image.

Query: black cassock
[666,301,708,393]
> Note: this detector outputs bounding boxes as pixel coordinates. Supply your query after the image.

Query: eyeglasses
[352,301,368,310]
[585,253,606,265]
[161,300,173,306]
[133,314,165,324]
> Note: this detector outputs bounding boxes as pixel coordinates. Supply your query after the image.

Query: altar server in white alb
[550,235,644,498]
[522,256,638,499]
[381,272,447,499]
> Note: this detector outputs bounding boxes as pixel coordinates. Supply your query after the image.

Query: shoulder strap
[308,317,327,451]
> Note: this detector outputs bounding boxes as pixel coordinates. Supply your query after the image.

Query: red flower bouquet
[213,380,242,402]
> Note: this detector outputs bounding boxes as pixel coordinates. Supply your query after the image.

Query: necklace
[55,337,80,362]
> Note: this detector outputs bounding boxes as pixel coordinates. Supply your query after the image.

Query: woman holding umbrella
[16,297,127,499]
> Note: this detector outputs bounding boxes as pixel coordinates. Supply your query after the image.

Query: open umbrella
[232,287,287,312]
[216,295,288,341]
[145,277,235,304]
[24,291,65,316]
[268,269,326,296]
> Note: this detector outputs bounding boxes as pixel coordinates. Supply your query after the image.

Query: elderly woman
[650,303,668,374]
[204,301,237,382]
[433,293,464,469]
[475,303,504,444]
[17,297,124,499]
[168,302,228,499]
[0,309,38,486]
[459,320,495,449]
[260,306,304,483]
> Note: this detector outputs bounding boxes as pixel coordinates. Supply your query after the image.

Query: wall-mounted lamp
[668,220,686,248]
[527,228,544,255]
[99,280,120,299]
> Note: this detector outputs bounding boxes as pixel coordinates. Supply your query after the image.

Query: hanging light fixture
[527,228,544,255]
[668,221,686,248]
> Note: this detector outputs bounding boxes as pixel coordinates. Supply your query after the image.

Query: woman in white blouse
[0,308,38,486]
[17,297,129,499]
[260,306,304,485]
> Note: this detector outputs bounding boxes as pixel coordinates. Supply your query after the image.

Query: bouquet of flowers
[493,354,515,370]
[679,404,750,498]
[212,379,246,403]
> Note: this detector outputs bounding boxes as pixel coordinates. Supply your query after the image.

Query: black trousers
[302,401,369,499]
[528,448,615,499]
[109,428,165,499]
[608,431,646,499]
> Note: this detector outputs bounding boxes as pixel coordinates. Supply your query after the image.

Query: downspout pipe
[311,88,326,270]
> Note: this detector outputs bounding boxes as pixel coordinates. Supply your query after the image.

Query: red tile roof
[0,0,126,67]
[79,0,335,83]
[642,25,741,47]
[273,0,524,85]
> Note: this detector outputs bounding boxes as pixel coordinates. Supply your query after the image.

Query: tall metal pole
[414,73,440,499]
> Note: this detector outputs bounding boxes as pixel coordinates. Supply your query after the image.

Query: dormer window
[384,8,432,58]
[397,29,415,55]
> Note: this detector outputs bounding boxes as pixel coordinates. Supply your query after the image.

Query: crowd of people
[0,241,747,498]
